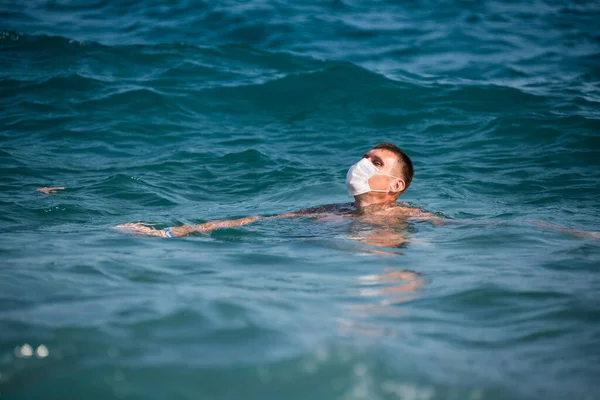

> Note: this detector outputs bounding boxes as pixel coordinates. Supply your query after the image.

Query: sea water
[1,1,600,399]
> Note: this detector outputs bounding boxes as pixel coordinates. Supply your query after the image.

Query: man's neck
[353,195,397,211]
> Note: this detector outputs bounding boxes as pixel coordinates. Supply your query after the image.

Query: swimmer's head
[358,143,413,199]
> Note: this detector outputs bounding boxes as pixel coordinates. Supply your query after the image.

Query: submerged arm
[411,216,599,239]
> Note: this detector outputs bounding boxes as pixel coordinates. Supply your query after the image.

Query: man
[115,143,439,238]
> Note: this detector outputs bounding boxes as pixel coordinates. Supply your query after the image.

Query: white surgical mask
[346,158,401,197]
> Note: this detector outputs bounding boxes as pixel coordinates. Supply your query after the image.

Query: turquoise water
[1,1,600,399]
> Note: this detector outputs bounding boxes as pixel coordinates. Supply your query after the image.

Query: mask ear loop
[377,172,401,180]
[371,172,405,193]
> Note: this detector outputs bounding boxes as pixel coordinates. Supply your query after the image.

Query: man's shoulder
[393,203,441,219]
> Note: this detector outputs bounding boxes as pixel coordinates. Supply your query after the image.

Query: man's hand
[37,187,65,195]
[114,223,167,237]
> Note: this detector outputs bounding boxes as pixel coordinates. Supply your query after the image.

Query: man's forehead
[367,148,398,162]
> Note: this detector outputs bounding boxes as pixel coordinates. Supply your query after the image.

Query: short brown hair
[372,143,414,191]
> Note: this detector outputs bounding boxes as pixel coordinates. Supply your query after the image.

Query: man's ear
[390,178,406,193]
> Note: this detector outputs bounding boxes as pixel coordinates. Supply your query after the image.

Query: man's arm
[116,216,266,237]
[525,220,600,239]
[113,203,342,238]
[114,213,304,238]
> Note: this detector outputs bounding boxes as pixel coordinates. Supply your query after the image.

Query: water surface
[1,1,600,399]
